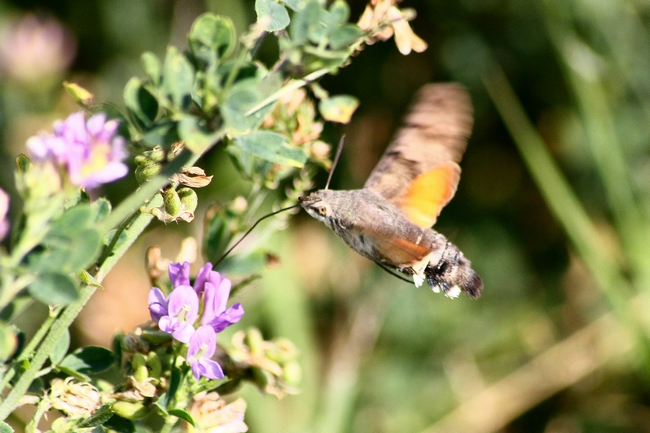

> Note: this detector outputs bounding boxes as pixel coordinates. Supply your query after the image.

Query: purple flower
[169,261,191,287]
[193,262,214,295]
[26,111,128,189]
[153,285,199,343]
[0,14,76,83]
[187,326,224,380]
[148,287,168,323]
[147,261,244,375]
[195,264,244,331]
[0,189,9,241]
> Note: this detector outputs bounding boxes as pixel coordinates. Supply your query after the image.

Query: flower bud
[132,353,149,383]
[282,360,302,386]
[146,351,162,379]
[252,367,271,390]
[121,332,150,354]
[112,401,148,420]
[135,162,162,184]
[178,187,197,215]
[266,338,299,363]
[244,328,265,355]
[140,328,172,345]
[162,187,182,218]
[228,196,248,215]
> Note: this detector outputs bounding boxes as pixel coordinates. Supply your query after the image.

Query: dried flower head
[187,392,248,433]
[229,328,301,398]
[49,378,103,419]
[358,0,428,55]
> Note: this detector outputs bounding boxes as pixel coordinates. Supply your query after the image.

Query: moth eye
[317,206,327,216]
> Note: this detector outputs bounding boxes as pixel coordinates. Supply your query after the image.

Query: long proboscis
[213,203,301,268]
[325,134,345,190]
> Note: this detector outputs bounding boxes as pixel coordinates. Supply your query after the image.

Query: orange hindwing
[399,162,460,228]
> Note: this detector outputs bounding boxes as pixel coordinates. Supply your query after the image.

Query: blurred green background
[3,0,650,432]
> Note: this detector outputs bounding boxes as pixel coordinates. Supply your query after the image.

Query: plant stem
[160,415,178,433]
[24,396,49,433]
[245,68,331,117]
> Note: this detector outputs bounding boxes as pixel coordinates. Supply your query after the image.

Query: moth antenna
[213,203,301,268]
[325,135,345,190]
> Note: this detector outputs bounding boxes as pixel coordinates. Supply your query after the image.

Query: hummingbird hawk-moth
[299,83,483,298]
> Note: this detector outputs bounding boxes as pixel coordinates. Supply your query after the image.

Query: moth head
[299,191,333,224]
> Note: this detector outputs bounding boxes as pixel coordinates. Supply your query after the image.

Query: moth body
[299,189,481,298]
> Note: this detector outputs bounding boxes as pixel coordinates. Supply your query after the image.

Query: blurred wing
[363,83,473,228]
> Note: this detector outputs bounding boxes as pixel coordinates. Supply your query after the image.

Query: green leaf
[124,77,159,128]
[216,60,260,87]
[221,79,262,133]
[77,404,115,428]
[290,1,323,44]
[79,270,102,288]
[177,115,222,154]
[161,47,195,111]
[141,51,162,85]
[59,346,115,374]
[0,323,18,363]
[329,24,363,50]
[40,205,103,271]
[283,0,302,11]
[203,205,234,264]
[49,205,93,236]
[156,366,181,409]
[217,63,280,122]
[227,144,257,179]
[0,292,32,322]
[308,20,328,45]
[29,273,79,305]
[318,94,359,123]
[233,131,308,167]
[328,0,350,27]
[168,409,195,427]
[28,377,44,394]
[141,122,179,148]
[0,422,14,433]
[16,154,30,173]
[56,365,89,381]
[219,249,272,276]
[90,198,111,224]
[103,414,135,433]
[32,227,102,273]
[189,14,236,65]
[49,329,70,365]
[255,0,290,32]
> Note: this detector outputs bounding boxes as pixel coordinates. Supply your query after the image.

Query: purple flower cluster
[148,262,244,380]
[26,111,128,189]
[0,14,76,83]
